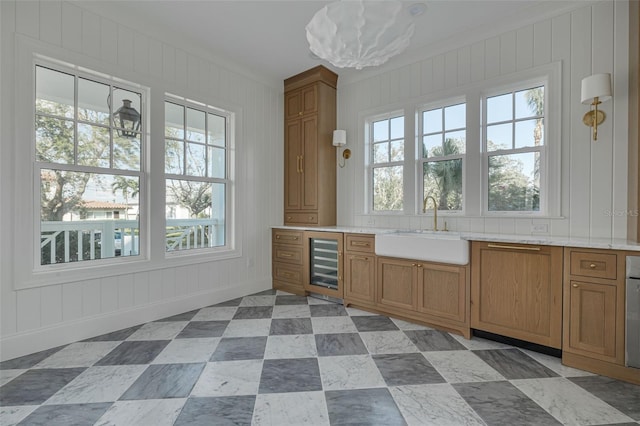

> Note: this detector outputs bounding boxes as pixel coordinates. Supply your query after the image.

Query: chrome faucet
[423,195,438,231]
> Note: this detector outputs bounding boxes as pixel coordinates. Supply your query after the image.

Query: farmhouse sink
[375,231,470,265]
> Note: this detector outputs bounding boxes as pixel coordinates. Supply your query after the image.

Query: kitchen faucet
[423,195,438,231]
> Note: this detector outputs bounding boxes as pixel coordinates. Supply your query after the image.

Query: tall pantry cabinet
[284,66,338,226]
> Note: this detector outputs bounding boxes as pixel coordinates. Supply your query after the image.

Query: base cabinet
[344,234,376,305]
[271,229,305,295]
[377,258,417,311]
[417,263,467,323]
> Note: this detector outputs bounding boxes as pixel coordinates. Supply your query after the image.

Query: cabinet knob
[287,216,292,220]
[572,283,579,288]
[276,235,280,239]
[309,216,314,220]
[589,263,597,269]
[417,264,423,268]
[298,111,303,116]
[411,263,417,267]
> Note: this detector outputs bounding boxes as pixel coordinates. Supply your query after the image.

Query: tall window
[370,114,404,211]
[35,65,143,265]
[483,85,545,212]
[164,99,230,252]
[420,102,465,212]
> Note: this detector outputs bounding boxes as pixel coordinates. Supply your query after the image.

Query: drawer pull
[351,241,370,247]
[412,263,418,267]
[487,243,541,251]
[276,235,298,241]
[281,272,293,278]
[279,253,293,258]
[572,283,579,288]
[352,256,369,261]
[589,263,597,269]
[417,264,423,268]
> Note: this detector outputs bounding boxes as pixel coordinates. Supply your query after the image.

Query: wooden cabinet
[471,242,563,349]
[377,257,417,311]
[417,262,467,323]
[284,66,337,226]
[271,229,305,295]
[344,234,376,305]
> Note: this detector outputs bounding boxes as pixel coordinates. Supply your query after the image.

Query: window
[483,85,545,212]
[164,99,230,252]
[420,102,465,212]
[35,65,143,265]
[369,114,404,211]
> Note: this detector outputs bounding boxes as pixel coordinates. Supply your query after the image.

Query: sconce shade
[333,129,347,147]
[581,73,612,104]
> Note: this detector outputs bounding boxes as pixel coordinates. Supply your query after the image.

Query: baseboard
[0,279,270,362]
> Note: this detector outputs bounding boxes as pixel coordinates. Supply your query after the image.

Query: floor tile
[126,321,188,341]
[373,353,445,386]
[232,306,273,320]
[520,349,595,378]
[82,326,142,342]
[351,315,399,331]
[346,307,378,316]
[223,319,272,337]
[360,331,419,355]
[119,363,205,400]
[191,360,262,397]
[307,296,334,305]
[265,335,317,359]
[318,355,386,390]
[325,388,407,426]
[17,403,112,426]
[0,405,38,426]
[269,318,313,335]
[390,318,432,330]
[422,350,505,383]
[451,334,512,350]
[404,329,467,352]
[156,310,199,322]
[0,369,26,387]
[258,358,322,394]
[151,338,219,364]
[309,304,348,317]
[94,398,185,426]
[311,317,358,334]
[210,337,267,361]
[45,365,146,404]
[191,307,238,321]
[275,295,309,305]
[94,340,170,366]
[272,305,311,319]
[175,321,229,338]
[252,289,279,296]
[175,396,256,426]
[239,295,276,307]
[569,376,640,421]
[390,383,485,426]
[315,333,368,357]
[513,377,635,425]
[454,381,562,425]
[253,391,329,426]
[0,346,67,370]
[34,342,120,368]
[210,297,243,307]
[0,368,85,406]
[473,348,559,380]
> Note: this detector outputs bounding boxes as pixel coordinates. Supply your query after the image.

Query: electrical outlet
[531,223,549,233]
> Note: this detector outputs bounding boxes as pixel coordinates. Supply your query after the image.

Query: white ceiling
[89,0,584,84]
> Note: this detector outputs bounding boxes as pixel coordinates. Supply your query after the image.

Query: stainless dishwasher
[627,256,640,369]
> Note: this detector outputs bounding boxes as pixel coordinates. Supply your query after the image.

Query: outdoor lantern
[114,99,141,138]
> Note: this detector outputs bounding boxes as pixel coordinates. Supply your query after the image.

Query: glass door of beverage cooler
[303,231,344,299]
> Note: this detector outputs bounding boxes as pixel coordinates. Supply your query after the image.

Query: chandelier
[306,0,416,70]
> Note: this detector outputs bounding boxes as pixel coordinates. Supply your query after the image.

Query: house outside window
[369,114,404,212]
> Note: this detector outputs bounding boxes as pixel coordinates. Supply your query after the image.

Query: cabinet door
[377,257,417,311]
[301,115,318,210]
[417,263,466,323]
[285,85,317,120]
[284,119,302,210]
[345,253,375,304]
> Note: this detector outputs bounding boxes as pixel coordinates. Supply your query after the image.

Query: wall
[0,1,283,360]
[336,1,630,241]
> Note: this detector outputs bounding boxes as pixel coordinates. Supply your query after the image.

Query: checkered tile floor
[1,289,639,425]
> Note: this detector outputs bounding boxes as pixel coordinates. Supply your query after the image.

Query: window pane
[423,134,442,158]
[390,116,404,139]
[488,152,540,211]
[445,103,465,130]
[423,159,463,211]
[78,78,110,125]
[114,134,141,171]
[112,89,142,133]
[423,109,442,134]
[373,142,389,163]
[165,102,184,138]
[36,116,74,164]
[165,140,184,174]
[186,107,206,143]
[77,123,110,168]
[515,119,544,148]
[208,113,225,147]
[186,142,206,177]
[208,146,225,178]
[373,166,403,211]
[40,169,140,264]
[373,120,388,142]
[36,66,74,118]
[487,123,512,151]
[516,87,544,119]
[487,93,512,123]
[444,130,466,155]
[390,140,404,162]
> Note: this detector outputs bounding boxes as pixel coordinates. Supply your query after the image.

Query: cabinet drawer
[273,229,303,245]
[345,234,375,253]
[285,212,318,225]
[570,251,617,280]
[273,244,303,265]
[273,262,304,285]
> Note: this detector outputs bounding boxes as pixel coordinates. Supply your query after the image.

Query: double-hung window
[369,114,404,212]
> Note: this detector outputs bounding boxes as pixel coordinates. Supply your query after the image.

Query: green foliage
[424,138,463,211]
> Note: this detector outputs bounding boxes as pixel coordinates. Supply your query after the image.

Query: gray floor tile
[404,329,467,351]
[0,368,85,406]
[473,348,559,379]
[325,388,407,426]
[351,315,399,332]
[0,346,67,370]
[210,297,244,307]
[454,381,562,425]
[119,363,205,400]
[210,337,267,361]
[310,304,348,317]
[275,295,309,305]
[17,403,112,426]
[373,353,445,386]
[81,326,142,342]
[174,396,256,426]
[315,333,368,357]
[175,321,229,338]
[156,310,200,322]
[233,306,273,319]
[569,376,640,421]
[251,290,278,296]
[258,358,322,394]
[269,318,313,335]
[94,341,170,366]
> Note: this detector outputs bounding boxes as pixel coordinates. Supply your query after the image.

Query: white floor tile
[451,334,512,350]
[126,321,189,341]
[310,317,357,334]
[359,331,418,354]
[223,319,272,337]
[346,307,377,316]
[272,305,311,318]
[151,338,219,364]
[265,335,317,359]
[519,349,595,378]
[94,398,186,426]
[239,295,276,307]
[252,391,329,426]
[0,369,26,386]
[190,360,263,397]
[422,350,505,383]
[390,317,432,330]
[34,342,120,368]
[0,405,38,426]
[318,355,386,390]
[191,307,238,321]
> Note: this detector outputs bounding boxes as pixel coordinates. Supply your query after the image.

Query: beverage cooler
[304,231,344,299]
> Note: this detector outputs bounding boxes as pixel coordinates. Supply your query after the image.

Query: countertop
[272,225,640,252]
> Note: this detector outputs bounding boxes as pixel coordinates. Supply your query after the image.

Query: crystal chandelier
[306,0,415,70]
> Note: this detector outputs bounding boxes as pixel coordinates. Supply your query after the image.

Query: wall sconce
[333,129,351,168]
[581,73,612,141]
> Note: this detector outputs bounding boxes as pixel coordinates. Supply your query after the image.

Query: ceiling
[89,0,583,84]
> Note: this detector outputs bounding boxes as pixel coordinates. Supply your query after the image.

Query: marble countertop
[272,225,640,252]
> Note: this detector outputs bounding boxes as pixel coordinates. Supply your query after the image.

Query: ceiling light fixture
[306,0,416,70]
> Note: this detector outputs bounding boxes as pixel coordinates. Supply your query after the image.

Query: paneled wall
[0,1,283,360]
[336,1,630,240]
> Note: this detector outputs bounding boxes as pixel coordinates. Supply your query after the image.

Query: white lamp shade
[333,130,347,147]
[581,73,612,104]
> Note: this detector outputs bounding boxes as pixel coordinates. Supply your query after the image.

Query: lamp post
[114,99,141,138]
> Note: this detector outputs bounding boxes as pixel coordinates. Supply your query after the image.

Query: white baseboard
[0,279,271,362]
